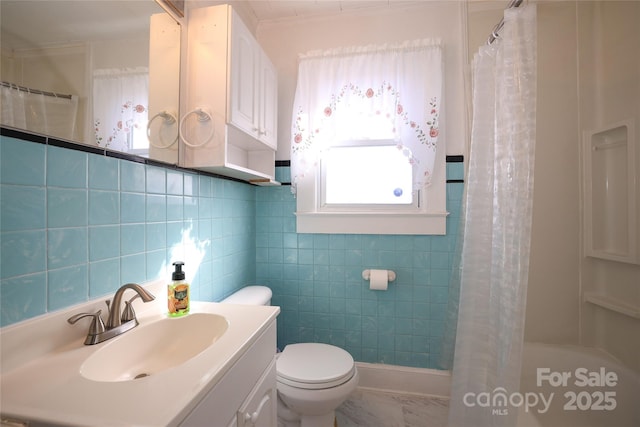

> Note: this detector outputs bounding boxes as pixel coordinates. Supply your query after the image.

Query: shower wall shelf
[583,292,640,320]
[583,119,638,265]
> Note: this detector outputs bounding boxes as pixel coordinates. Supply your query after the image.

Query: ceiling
[0,0,432,51]
[231,0,430,22]
[0,0,163,51]
[0,1,507,51]
[223,0,508,23]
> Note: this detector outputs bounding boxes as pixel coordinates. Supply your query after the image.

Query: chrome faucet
[68,283,155,345]
[106,283,155,329]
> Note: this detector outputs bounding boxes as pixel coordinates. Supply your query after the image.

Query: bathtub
[517,342,640,427]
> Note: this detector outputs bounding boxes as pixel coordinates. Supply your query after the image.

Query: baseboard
[355,362,451,398]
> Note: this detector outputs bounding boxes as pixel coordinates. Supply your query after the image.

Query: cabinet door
[229,11,259,137]
[258,52,278,150]
[237,358,277,427]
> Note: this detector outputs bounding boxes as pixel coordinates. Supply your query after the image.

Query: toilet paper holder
[362,269,396,282]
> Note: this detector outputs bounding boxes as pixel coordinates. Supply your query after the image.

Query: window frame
[294,137,448,235]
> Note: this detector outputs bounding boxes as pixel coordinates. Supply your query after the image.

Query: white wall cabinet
[179,321,277,427]
[257,50,278,150]
[147,12,181,164]
[182,5,279,183]
[229,22,278,150]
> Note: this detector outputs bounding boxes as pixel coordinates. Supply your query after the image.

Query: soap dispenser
[168,261,189,317]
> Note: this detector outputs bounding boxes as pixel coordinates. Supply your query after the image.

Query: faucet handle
[121,295,140,323]
[67,309,106,336]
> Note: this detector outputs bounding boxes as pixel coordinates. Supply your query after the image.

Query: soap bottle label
[168,283,189,316]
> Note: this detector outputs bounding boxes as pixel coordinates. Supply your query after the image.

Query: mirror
[0,0,181,164]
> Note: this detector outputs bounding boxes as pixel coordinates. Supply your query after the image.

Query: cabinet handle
[243,394,271,425]
[180,108,215,148]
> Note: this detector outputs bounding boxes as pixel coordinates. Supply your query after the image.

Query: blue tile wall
[0,134,256,327]
[256,164,463,369]
[1,131,463,370]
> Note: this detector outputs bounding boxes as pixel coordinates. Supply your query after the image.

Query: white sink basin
[80,312,228,382]
[1,289,280,427]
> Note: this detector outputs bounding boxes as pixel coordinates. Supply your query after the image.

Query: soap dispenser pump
[168,261,189,317]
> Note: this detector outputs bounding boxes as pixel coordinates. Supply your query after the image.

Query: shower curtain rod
[1,80,73,100]
[487,0,524,45]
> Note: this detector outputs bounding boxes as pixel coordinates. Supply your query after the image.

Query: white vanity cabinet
[182,5,279,183]
[236,358,277,427]
[0,292,280,427]
[179,321,278,427]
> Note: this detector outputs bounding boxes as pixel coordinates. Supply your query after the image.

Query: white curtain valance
[290,39,443,195]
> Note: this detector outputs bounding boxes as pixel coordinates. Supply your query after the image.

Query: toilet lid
[277,343,355,389]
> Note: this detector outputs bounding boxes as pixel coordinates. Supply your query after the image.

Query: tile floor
[335,388,450,427]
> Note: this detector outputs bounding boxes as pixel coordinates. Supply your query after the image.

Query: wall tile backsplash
[1,133,256,327]
[257,173,463,368]
[1,130,463,370]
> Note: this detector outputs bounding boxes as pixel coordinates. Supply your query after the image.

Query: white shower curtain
[1,83,78,141]
[448,5,536,427]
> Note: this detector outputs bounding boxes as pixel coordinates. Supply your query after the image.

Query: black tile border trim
[1,126,247,185]
[277,155,465,185]
[48,136,105,155]
[3,127,465,186]
[1,126,47,144]
[446,155,465,183]
[277,156,464,167]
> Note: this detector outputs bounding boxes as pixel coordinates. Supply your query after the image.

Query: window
[322,142,415,207]
[291,40,447,234]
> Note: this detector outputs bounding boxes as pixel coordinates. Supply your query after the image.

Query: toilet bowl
[222,286,359,427]
[276,342,359,427]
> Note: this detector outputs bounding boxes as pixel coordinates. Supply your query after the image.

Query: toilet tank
[221,286,272,306]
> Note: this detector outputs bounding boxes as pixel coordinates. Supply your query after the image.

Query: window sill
[295,211,448,235]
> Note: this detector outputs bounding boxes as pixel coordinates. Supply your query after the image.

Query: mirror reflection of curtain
[92,67,149,153]
[1,82,79,141]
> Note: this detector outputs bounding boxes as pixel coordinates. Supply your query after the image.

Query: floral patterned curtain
[290,39,443,194]
[93,67,148,152]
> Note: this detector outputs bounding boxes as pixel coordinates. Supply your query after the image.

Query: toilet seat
[277,343,355,390]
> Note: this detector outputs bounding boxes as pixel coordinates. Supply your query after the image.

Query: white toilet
[222,286,359,427]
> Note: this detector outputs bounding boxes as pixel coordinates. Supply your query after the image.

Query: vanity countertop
[0,281,279,427]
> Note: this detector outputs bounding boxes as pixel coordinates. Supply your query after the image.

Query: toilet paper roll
[369,269,388,291]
